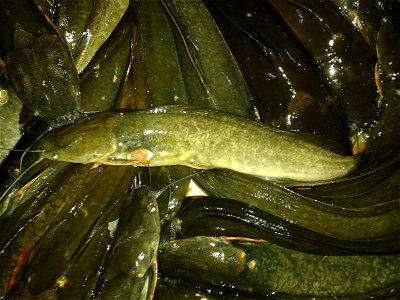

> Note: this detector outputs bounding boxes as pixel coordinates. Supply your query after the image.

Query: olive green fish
[37,106,358,183]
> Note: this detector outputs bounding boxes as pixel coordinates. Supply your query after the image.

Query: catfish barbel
[37,106,358,183]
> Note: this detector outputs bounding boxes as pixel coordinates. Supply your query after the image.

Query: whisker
[0,148,45,153]
[19,129,49,172]
[155,169,208,198]
[0,158,44,210]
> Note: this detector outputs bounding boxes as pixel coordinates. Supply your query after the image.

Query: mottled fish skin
[158,236,400,298]
[37,106,358,183]
[97,185,160,300]
[5,30,82,126]
[0,0,82,126]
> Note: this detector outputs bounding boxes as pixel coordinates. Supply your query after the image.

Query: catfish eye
[52,152,59,160]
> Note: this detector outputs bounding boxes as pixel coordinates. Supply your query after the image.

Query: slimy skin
[37,106,358,183]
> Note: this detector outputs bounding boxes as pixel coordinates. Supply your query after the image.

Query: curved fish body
[37,106,358,183]
[97,185,160,300]
[158,236,400,298]
[193,170,400,241]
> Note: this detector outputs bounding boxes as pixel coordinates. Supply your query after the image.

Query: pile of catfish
[0,0,399,299]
